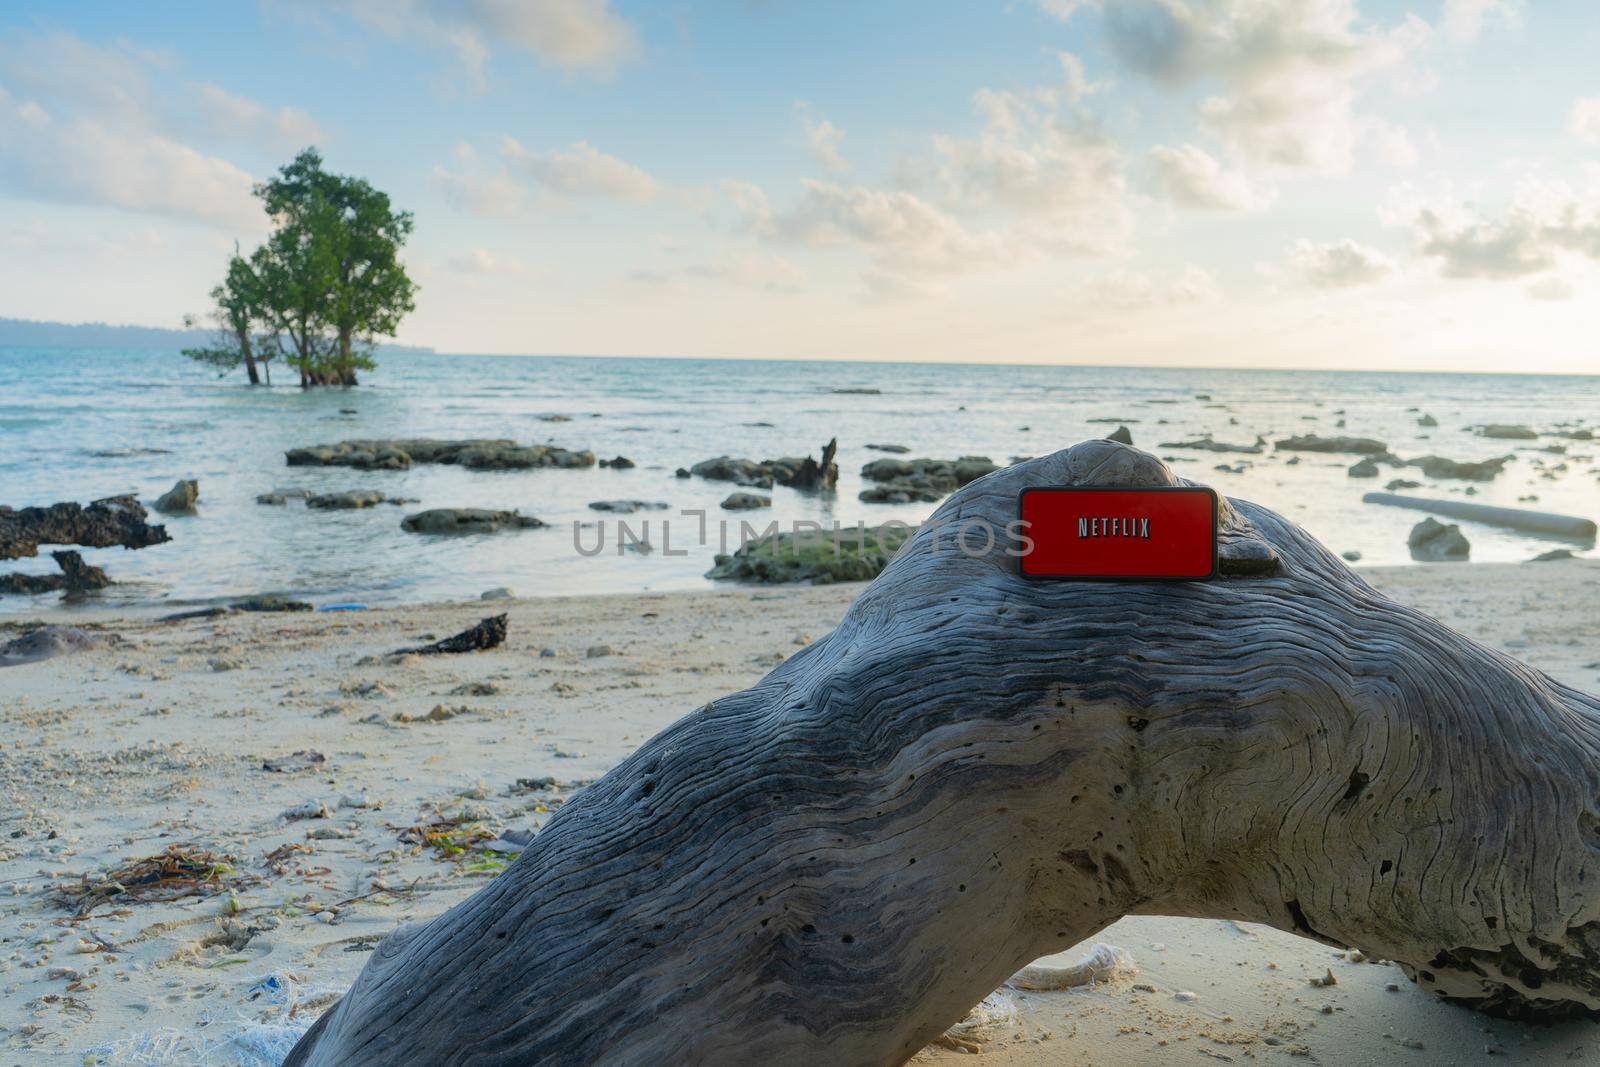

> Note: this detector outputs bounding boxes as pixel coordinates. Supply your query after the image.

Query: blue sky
[2,1,1598,370]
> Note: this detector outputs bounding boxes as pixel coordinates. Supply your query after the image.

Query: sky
[1,0,1598,372]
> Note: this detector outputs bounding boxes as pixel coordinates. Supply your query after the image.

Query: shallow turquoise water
[1,348,1595,614]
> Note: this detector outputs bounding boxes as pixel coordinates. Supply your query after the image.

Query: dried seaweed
[57,845,249,916]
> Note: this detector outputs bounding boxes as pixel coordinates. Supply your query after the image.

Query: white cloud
[329,0,637,87]
[796,105,848,173]
[194,84,323,149]
[1150,143,1275,212]
[449,248,528,275]
[931,85,1132,251]
[1100,0,1431,176]
[1287,238,1396,287]
[436,138,658,214]
[1570,98,1600,147]
[0,88,259,230]
[684,251,806,293]
[1526,276,1574,301]
[502,137,659,202]
[1081,265,1218,311]
[1399,178,1600,280]
[1441,0,1520,43]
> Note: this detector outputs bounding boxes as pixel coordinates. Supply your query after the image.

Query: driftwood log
[288,440,1600,1065]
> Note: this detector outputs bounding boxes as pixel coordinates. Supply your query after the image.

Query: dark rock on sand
[1275,434,1390,455]
[401,509,548,535]
[1385,479,1423,491]
[306,490,412,510]
[588,501,670,514]
[233,595,314,613]
[152,479,199,515]
[707,523,914,584]
[1418,413,1439,428]
[286,438,594,471]
[1,495,169,561]
[1407,455,1509,481]
[1159,435,1265,454]
[1477,424,1538,440]
[1341,550,1363,562]
[1105,426,1134,446]
[0,550,110,596]
[0,625,102,667]
[1408,517,1470,561]
[721,492,771,510]
[1348,457,1380,478]
[391,614,507,656]
[599,456,635,469]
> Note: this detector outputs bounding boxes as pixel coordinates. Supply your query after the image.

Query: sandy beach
[1,559,1596,1064]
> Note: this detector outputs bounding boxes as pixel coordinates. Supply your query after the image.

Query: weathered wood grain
[287,441,1600,1066]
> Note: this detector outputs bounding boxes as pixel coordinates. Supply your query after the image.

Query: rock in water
[1,495,169,560]
[1418,413,1439,427]
[1409,517,1471,561]
[306,489,410,510]
[1530,549,1575,562]
[153,479,199,514]
[0,550,111,596]
[1105,425,1134,445]
[721,492,771,511]
[599,456,636,469]
[400,509,548,535]
[1478,424,1538,440]
[1406,455,1509,482]
[1275,434,1390,455]
[587,501,670,514]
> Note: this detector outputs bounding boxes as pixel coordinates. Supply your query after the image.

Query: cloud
[1150,143,1274,212]
[1287,238,1396,287]
[796,105,848,173]
[1526,276,1574,301]
[683,251,806,293]
[0,29,332,230]
[0,87,259,230]
[449,248,528,275]
[435,138,658,214]
[930,84,1133,251]
[1441,0,1520,43]
[194,84,323,148]
[1570,98,1600,147]
[329,0,637,87]
[1081,265,1218,311]
[1098,0,1430,176]
[502,137,659,201]
[1400,179,1600,280]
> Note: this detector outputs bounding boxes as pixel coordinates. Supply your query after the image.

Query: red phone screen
[1019,487,1218,580]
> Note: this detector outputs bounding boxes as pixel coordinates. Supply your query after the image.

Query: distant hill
[0,316,434,354]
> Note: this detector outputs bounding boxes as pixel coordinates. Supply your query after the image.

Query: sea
[1,348,1595,616]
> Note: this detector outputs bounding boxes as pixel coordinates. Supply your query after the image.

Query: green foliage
[182,249,276,383]
[188,147,417,387]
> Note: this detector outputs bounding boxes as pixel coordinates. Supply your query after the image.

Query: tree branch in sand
[289,440,1600,1066]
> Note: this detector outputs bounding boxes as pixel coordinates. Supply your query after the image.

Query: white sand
[3,562,1598,1064]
